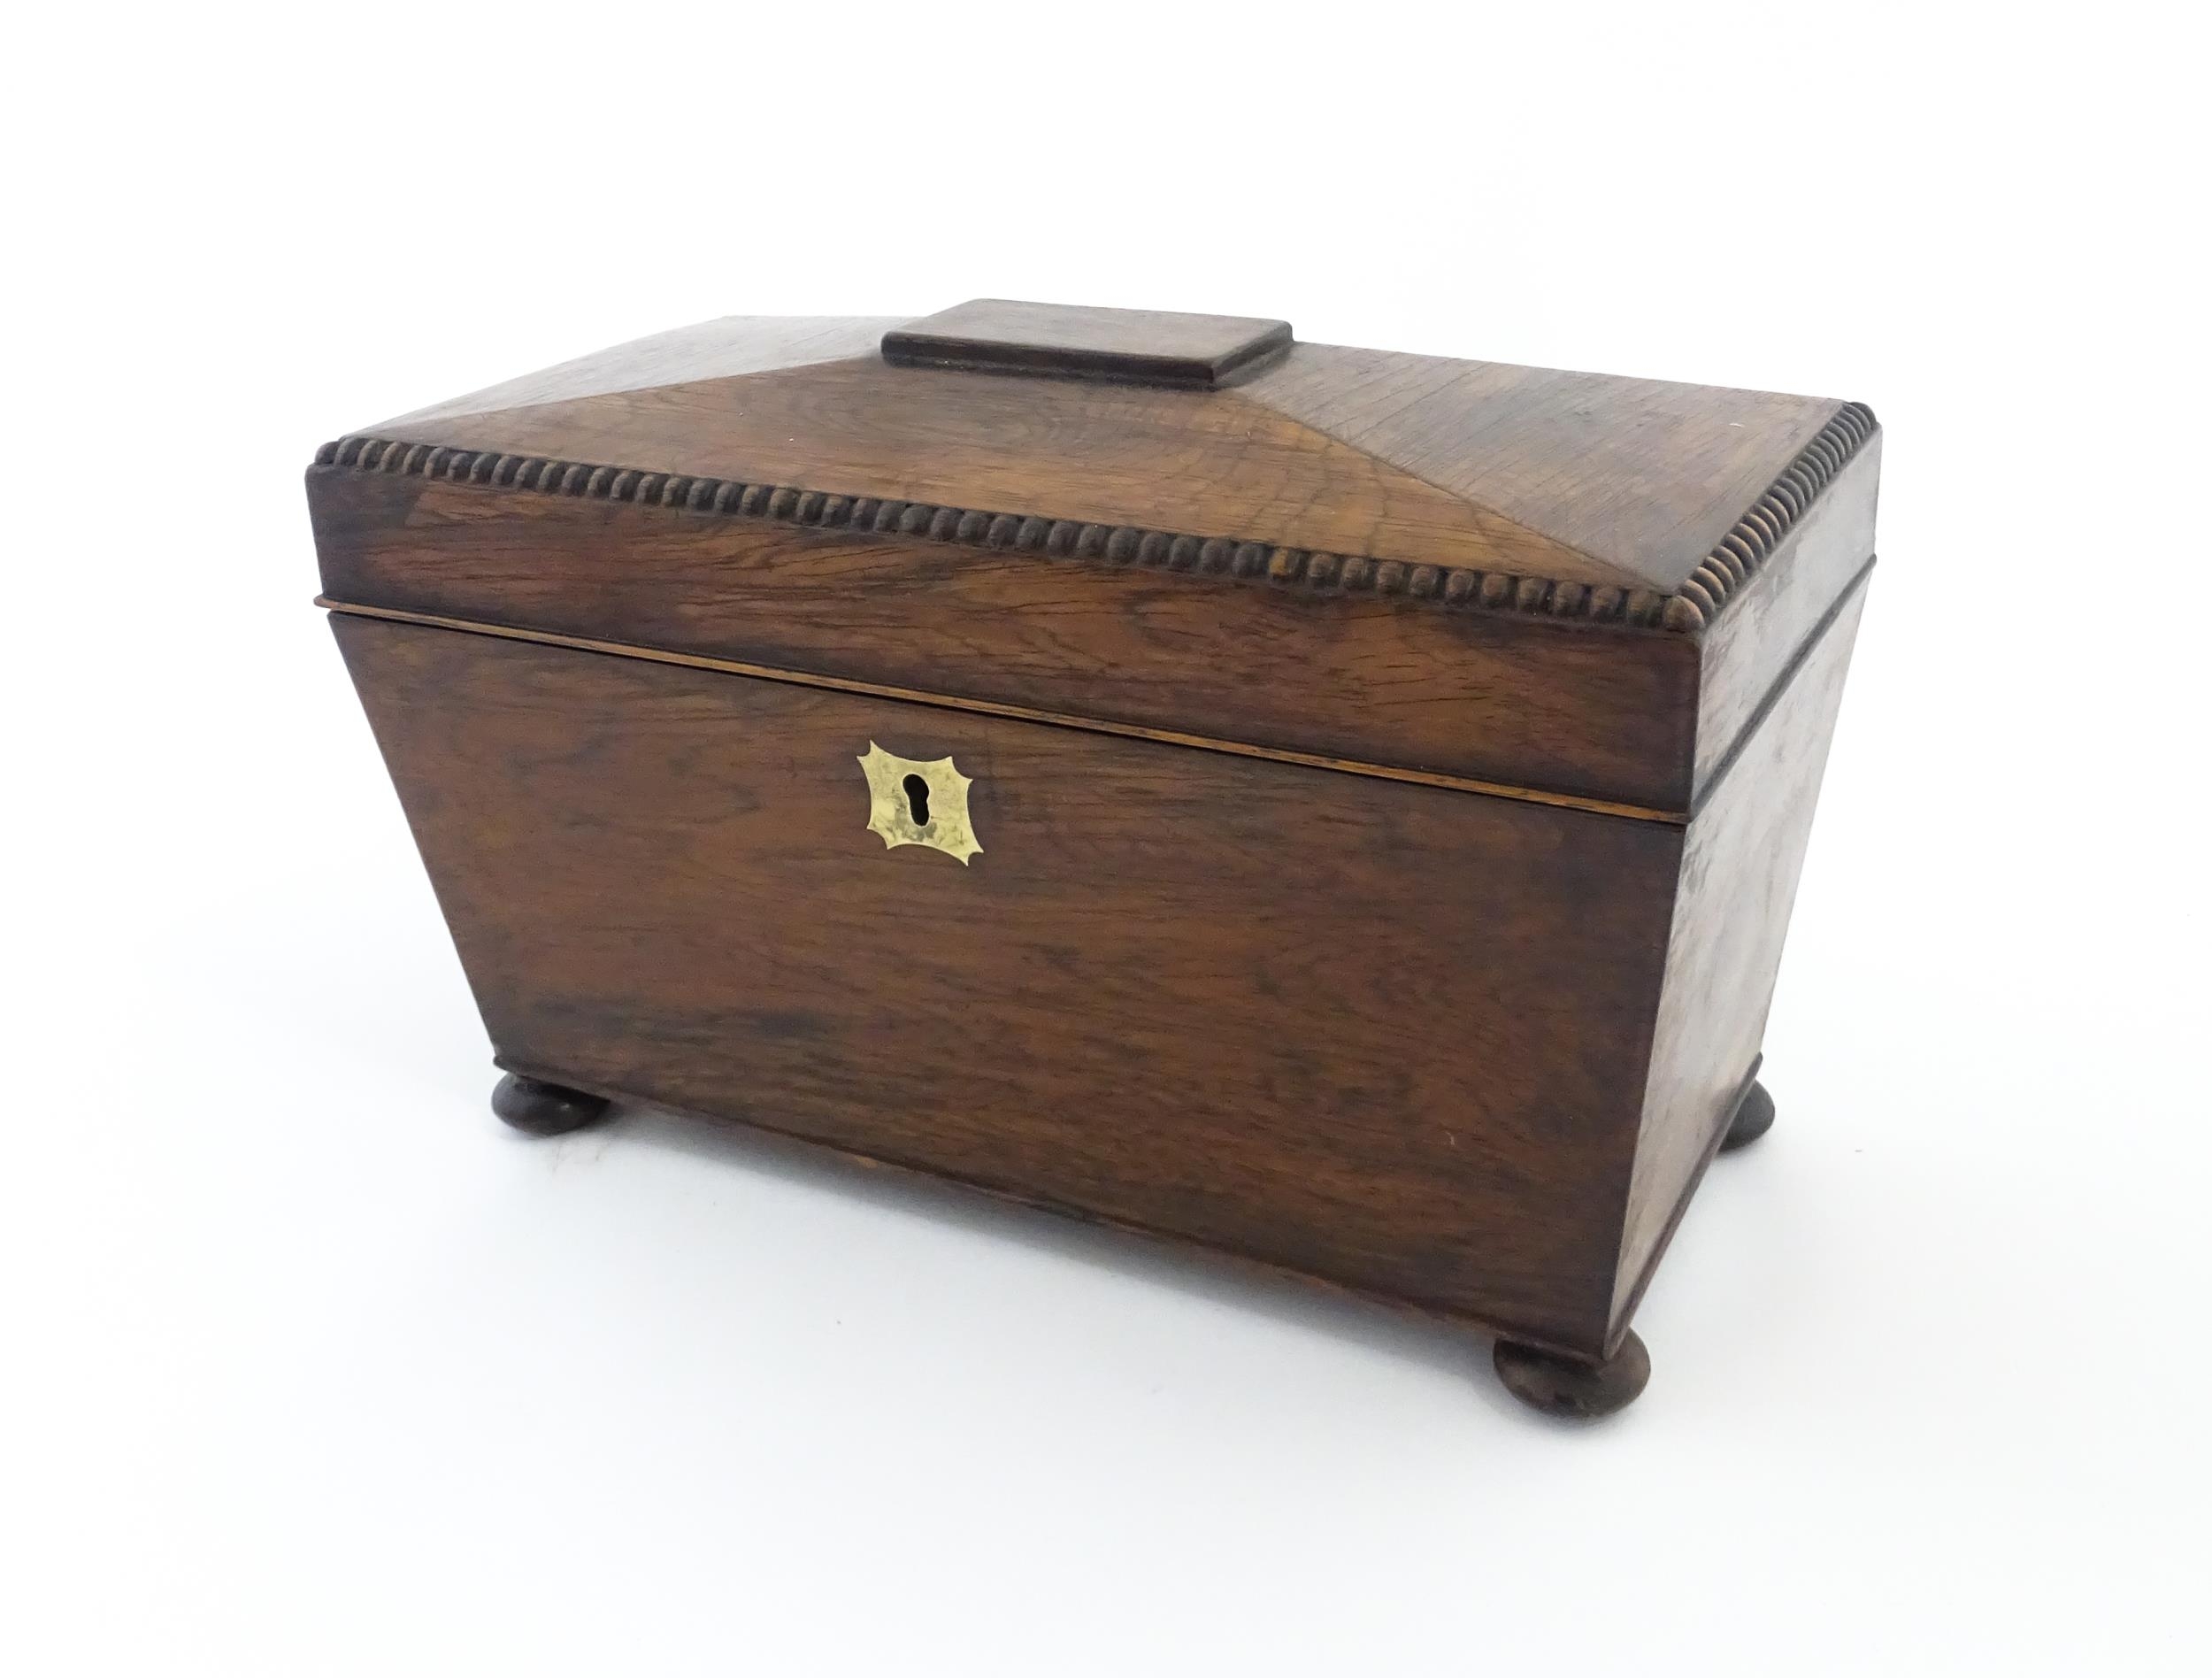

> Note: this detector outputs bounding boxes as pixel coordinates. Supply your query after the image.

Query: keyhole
[902,774,932,827]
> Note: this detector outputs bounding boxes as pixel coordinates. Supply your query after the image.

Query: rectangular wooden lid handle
[882,299,1293,389]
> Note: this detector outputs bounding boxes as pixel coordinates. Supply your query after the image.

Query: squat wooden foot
[1494,1330,1651,1420]
[1720,1079,1776,1153]
[492,1072,611,1136]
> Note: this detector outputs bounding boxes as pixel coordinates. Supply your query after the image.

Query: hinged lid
[308,302,1879,818]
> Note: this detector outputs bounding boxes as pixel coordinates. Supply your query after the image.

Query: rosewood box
[308,300,1879,1417]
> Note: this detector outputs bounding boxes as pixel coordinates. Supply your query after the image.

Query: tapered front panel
[334,614,1685,1354]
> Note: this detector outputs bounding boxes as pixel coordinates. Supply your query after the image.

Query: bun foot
[1494,1331,1650,1420]
[492,1072,611,1136]
[1720,1079,1777,1153]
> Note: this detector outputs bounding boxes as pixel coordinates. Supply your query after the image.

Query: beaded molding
[1671,401,1878,627]
[314,401,1874,634]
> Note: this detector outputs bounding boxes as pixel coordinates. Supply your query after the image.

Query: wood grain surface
[381,315,906,429]
[881,298,1292,388]
[310,468,1706,812]
[334,612,1688,1355]
[349,312,1855,597]
[355,356,1601,583]
[1609,577,1871,1334]
[319,598,1685,823]
[1239,344,1845,593]
[1692,439,1881,799]
[311,305,1882,1374]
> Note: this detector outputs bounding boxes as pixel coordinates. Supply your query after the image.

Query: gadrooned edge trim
[312,401,1875,634]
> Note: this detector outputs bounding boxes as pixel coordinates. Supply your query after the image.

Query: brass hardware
[856,743,981,865]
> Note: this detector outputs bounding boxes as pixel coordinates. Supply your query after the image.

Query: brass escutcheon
[856,743,981,865]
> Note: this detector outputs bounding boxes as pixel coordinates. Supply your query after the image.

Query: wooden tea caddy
[307,300,1879,1418]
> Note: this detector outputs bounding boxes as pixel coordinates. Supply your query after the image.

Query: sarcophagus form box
[308,300,1879,1417]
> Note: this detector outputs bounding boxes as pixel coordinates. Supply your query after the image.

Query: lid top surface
[365,304,1858,601]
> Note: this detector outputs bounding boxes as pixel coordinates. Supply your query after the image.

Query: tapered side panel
[1692,436,1879,799]
[333,614,1682,1354]
[1609,581,1872,1335]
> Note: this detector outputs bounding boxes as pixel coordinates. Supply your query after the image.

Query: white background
[6,4,2206,1673]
